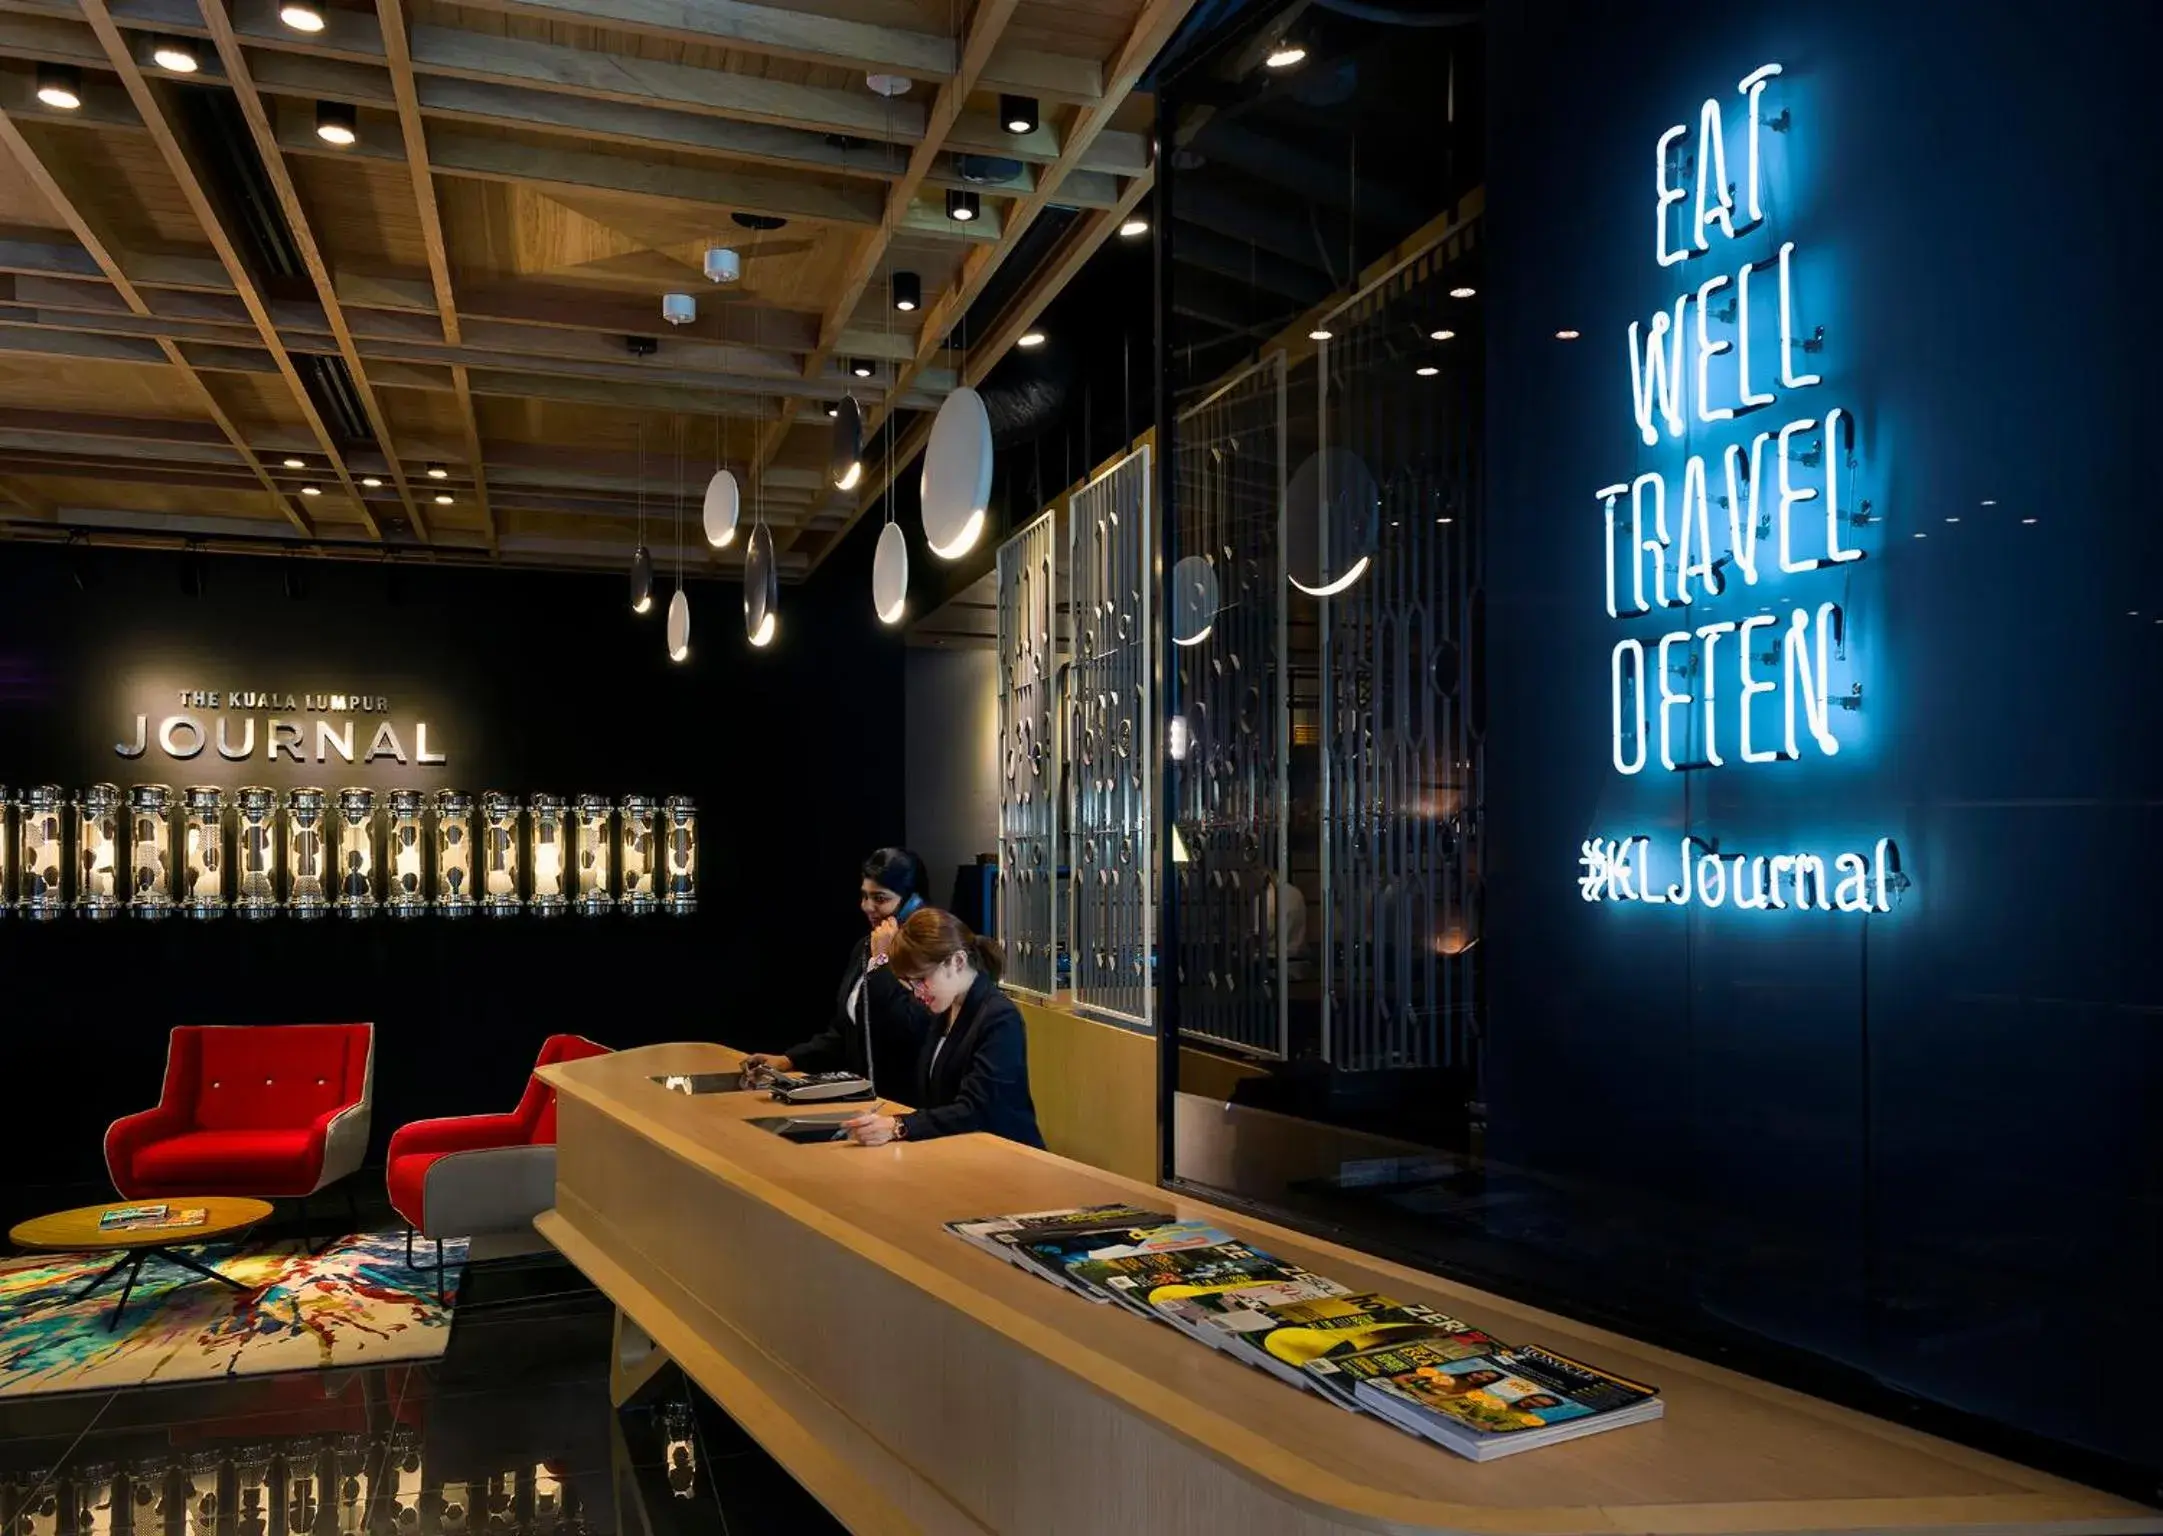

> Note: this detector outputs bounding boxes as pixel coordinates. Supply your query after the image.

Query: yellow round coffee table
[10,1198,274,1330]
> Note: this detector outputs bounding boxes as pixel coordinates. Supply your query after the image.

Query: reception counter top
[537,1042,2153,1536]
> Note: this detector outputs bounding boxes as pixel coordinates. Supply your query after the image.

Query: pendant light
[667,421,690,661]
[629,425,653,614]
[703,279,740,547]
[829,394,864,491]
[921,387,992,558]
[745,287,778,647]
[867,82,909,625]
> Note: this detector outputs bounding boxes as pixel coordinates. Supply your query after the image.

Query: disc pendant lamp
[744,522,777,647]
[872,521,908,624]
[629,425,654,613]
[666,423,690,661]
[703,467,739,547]
[829,395,864,491]
[921,387,992,559]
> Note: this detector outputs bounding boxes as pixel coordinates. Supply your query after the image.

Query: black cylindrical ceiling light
[35,63,81,110]
[850,359,874,378]
[945,188,980,223]
[892,270,921,312]
[1000,94,1038,135]
[314,99,357,146]
[829,396,864,492]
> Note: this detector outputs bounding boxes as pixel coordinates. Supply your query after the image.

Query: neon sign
[1582,61,1904,915]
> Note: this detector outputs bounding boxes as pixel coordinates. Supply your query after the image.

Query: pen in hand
[833,1102,892,1142]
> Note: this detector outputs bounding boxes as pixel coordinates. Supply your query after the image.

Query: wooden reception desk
[537,1044,2153,1536]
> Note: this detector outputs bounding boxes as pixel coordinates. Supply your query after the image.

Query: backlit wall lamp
[1000,94,1038,134]
[434,790,475,916]
[661,796,697,914]
[181,785,226,918]
[286,787,330,919]
[480,791,521,915]
[36,63,82,110]
[314,100,357,147]
[386,790,429,917]
[891,271,920,312]
[128,784,174,920]
[945,189,980,223]
[619,794,657,915]
[234,786,280,919]
[17,784,66,919]
[335,787,378,916]
[75,782,123,920]
[574,794,615,914]
[528,793,568,916]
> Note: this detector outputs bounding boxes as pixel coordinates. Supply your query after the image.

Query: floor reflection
[0,1293,844,1536]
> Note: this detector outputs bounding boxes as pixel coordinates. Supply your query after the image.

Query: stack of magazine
[945,1204,1661,1461]
[98,1204,208,1233]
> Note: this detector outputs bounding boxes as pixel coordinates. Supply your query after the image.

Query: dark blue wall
[1484,0,2162,1476]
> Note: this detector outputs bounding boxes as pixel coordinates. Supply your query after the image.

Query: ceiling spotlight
[1555,329,1582,340]
[152,36,200,73]
[661,292,696,326]
[1431,329,1457,341]
[1449,286,1476,299]
[1000,94,1039,135]
[426,463,448,480]
[433,492,453,505]
[1416,365,1439,377]
[1264,40,1307,68]
[1308,327,1333,341]
[301,485,322,497]
[1017,330,1046,349]
[314,100,357,146]
[35,63,81,111]
[702,246,740,283]
[361,476,382,487]
[279,0,324,29]
[282,457,306,469]
[850,358,874,378]
[1118,217,1149,239]
[865,73,912,97]
[892,270,921,312]
[945,188,980,223]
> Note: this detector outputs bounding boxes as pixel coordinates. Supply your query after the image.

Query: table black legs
[155,1245,251,1293]
[62,1246,251,1331]
[107,1254,147,1331]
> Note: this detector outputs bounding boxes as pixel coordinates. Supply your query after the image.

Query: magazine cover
[1066,1240,1315,1320]
[1350,1344,1661,1459]
[1257,1300,1500,1407]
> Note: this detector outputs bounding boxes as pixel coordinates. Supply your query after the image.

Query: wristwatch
[891,1116,908,1142]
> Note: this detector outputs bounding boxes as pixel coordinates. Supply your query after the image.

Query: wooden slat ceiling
[0,0,1184,577]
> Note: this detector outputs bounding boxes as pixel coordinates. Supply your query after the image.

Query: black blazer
[900,970,1045,1148]
[780,933,931,1093]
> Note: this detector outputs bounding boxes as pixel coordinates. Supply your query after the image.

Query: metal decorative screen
[1314,237,1485,1071]
[1069,446,1154,1029]
[996,507,1060,999]
[1170,359,1290,1057]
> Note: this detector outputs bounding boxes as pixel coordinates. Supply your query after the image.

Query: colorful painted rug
[0,1229,466,1397]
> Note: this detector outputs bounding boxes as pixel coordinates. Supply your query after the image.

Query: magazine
[99,1205,208,1233]
[1343,1342,1663,1460]
[1065,1239,1328,1333]
[943,1206,1182,1301]
[1178,1291,1496,1403]
[1007,1221,1232,1301]
[99,1204,169,1230]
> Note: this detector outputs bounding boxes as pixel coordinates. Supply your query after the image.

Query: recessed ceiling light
[279,0,324,30]
[361,476,382,487]
[1912,531,1926,539]
[945,188,980,222]
[426,463,448,479]
[1118,217,1148,239]
[826,405,839,418]
[2021,517,2038,525]
[1449,286,1476,299]
[433,492,453,505]
[282,456,306,469]
[1264,41,1306,68]
[1308,327,1333,341]
[35,63,81,111]
[1555,329,1581,340]
[1437,516,1454,524]
[850,359,874,377]
[1945,516,1960,523]
[1430,328,1456,341]
[999,93,1038,135]
[1017,330,1046,349]
[301,485,322,497]
[152,36,199,73]
[1980,498,1997,506]
[314,100,356,146]
[1416,365,1439,377]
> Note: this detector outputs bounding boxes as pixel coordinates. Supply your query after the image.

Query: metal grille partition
[1068,446,1154,1029]
[995,508,1061,999]
[1313,230,1485,1072]
[1170,358,1289,1057]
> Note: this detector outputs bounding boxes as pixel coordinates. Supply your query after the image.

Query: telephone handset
[896,893,924,921]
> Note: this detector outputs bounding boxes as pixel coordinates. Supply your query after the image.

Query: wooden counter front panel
[553,1096,1389,1536]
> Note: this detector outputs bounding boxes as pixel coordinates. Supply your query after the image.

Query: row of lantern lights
[0,784,696,921]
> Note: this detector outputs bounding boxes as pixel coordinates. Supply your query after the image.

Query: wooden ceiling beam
[0,103,313,533]
[201,0,430,542]
[77,0,379,536]
[748,0,1021,503]
[442,0,957,80]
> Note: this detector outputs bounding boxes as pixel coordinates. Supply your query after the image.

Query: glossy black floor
[0,1268,848,1536]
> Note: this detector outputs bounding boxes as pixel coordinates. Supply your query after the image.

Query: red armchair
[105,1024,375,1203]
[386,1034,610,1297]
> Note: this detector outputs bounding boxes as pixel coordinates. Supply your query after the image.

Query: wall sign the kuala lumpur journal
[115,688,448,767]
[1575,62,1902,917]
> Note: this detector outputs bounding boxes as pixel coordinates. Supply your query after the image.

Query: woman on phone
[841,908,1044,1149]
[743,847,932,1091]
